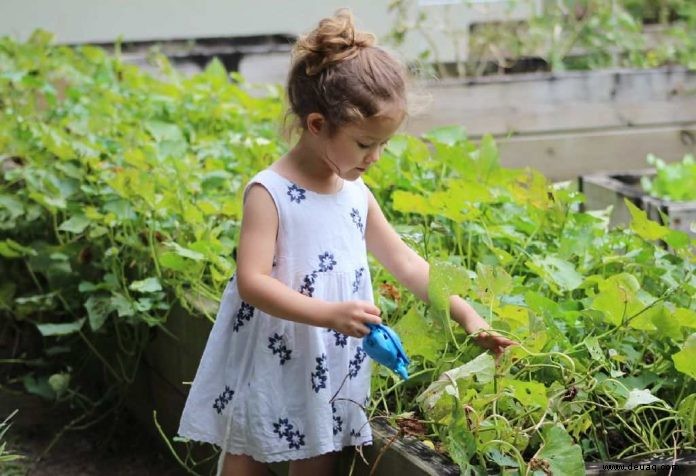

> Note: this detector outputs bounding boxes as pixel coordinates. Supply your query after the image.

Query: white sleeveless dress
[177,168,374,467]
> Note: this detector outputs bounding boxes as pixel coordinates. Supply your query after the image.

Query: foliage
[386,0,696,77]
[641,153,696,201]
[0,410,23,468]
[367,127,695,473]
[2,30,695,475]
[0,30,284,429]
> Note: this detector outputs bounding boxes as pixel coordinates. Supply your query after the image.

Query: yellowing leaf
[392,190,433,216]
[625,199,669,241]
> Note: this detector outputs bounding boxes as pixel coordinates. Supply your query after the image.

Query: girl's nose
[365,149,380,165]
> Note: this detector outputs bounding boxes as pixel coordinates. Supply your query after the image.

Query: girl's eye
[357,142,370,149]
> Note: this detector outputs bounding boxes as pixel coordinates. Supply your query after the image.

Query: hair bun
[293,8,376,76]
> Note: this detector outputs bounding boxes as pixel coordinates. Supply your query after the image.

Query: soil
[2,396,186,476]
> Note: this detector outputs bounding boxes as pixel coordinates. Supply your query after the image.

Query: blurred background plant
[387,0,696,77]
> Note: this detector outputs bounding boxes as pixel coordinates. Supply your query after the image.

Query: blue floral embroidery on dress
[332,402,343,435]
[212,385,235,414]
[318,252,337,272]
[350,428,362,438]
[268,333,292,365]
[310,354,328,393]
[272,418,306,450]
[287,184,306,203]
[348,347,367,379]
[297,254,336,297]
[350,208,364,237]
[299,272,317,297]
[352,267,365,294]
[272,418,294,439]
[233,302,255,332]
[287,430,306,450]
[327,329,348,347]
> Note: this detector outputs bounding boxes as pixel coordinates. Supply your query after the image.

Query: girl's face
[316,101,406,181]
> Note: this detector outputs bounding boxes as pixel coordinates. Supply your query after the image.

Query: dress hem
[178,426,373,464]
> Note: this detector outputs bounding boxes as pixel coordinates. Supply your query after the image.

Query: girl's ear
[306,113,325,136]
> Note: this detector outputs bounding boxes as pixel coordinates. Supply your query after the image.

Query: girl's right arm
[235,184,381,338]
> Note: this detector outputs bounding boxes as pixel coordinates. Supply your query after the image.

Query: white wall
[0,0,535,62]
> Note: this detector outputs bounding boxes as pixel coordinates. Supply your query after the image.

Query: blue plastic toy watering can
[363,323,410,380]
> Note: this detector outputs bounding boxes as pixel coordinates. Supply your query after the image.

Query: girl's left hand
[471,331,517,360]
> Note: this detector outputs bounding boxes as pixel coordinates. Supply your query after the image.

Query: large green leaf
[672,333,696,379]
[392,306,444,362]
[416,353,495,412]
[428,260,471,318]
[530,425,584,476]
[624,388,663,410]
[36,318,85,336]
[84,296,112,331]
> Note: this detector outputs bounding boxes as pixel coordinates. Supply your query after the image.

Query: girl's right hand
[327,301,382,338]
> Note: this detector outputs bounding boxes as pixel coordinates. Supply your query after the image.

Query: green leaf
[158,252,189,271]
[501,378,548,410]
[673,333,696,379]
[531,425,584,476]
[57,214,90,233]
[677,394,696,441]
[475,263,513,303]
[36,318,85,336]
[129,277,162,293]
[423,125,467,146]
[526,256,583,293]
[393,306,444,362]
[624,388,663,410]
[144,120,185,143]
[110,293,136,318]
[447,416,477,473]
[84,296,112,331]
[392,190,434,216]
[417,353,495,411]
[0,239,38,258]
[23,375,55,400]
[165,242,205,261]
[428,260,471,318]
[590,274,643,326]
[625,199,669,241]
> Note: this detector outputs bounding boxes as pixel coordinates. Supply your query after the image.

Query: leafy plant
[0,29,284,444]
[641,153,696,201]
[366,127,695,473]
[0,410,23,467]
[386,0,696,77]
[2,30,694,476]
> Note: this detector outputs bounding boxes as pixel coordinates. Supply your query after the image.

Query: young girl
[177,8,515,476]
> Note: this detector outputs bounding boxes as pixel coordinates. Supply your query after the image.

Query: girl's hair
[282,8,409,140]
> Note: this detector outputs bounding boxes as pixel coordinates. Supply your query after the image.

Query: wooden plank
[406,68,696,137]
[144,303,214,396]
[492,124,696,181]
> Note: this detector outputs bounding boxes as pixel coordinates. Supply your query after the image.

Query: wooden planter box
[407,67,696,181]
[579,168,696,238]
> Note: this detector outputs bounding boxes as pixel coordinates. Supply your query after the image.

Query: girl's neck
[277,135,343,193]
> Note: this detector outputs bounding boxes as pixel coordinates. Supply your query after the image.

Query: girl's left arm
[364,189,516,357]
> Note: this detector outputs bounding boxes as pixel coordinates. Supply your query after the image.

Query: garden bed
[579,168,696,238]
